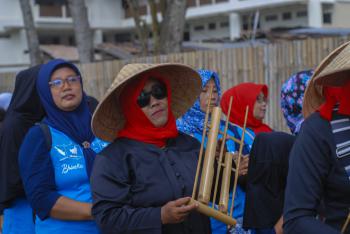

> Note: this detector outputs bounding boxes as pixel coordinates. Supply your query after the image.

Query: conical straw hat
[92,63,201,142]
[303,41,350,118]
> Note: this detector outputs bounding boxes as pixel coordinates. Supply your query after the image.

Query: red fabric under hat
[117,74,178,147]
[220,82,272,134]
[318,80,350,121]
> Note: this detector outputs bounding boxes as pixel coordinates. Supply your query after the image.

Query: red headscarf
[318,80,350,121]
[220,82,272,134]
[117,74,178,147]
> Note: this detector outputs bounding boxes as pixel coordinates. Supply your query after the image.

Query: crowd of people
[0,41,349,234]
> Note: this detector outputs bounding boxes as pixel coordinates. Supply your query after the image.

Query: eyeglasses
[137,83,167,108]
[48,75,81,89]
[256,95,268,104]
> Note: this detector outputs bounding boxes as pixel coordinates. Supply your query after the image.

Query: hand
[161,197,198,224]
[215,138,228,161]
[274,216,284,234]
[233,153,249,176]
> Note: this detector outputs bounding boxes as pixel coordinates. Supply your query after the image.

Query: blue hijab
[176,69,221,135]
[36,59,95,177]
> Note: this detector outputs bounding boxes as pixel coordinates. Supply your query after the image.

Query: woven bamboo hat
[92,63,201,142]
[303,41,350,118]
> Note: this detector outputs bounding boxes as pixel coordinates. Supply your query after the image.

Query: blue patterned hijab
[176,69,221,135]
[280,69,313,134]
[37,59,95,177]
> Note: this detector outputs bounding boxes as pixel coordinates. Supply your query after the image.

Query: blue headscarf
[37,59,95,177]
[176,69,221,135]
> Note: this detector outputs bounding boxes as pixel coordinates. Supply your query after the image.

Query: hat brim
[302,41,350,118]
[313,41,350,86]
[92,63,201,142]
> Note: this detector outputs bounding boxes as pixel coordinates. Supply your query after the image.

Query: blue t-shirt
[19,125,108,234]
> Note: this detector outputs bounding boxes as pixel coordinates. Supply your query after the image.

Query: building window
[69,36,75,45]
[220,21,229,28]
[115,33,131,42]
[187,0,197,7]
[199,0,212,6]
[37,0,71,18]
[208,22,216,30]
[123,2,147,19]
[39,35,61,45]
[296,10,307,18]
[282,12,292,20]
[183,31,190,41]
[39,4,63,17]
[194,25,205,31]
[323,12,332,24]
[265,14,278,22]
[102,34,107,43]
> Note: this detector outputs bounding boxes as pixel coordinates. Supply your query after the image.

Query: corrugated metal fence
[1,36,350,131]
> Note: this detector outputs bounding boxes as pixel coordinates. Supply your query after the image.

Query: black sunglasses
[137,83,167,108]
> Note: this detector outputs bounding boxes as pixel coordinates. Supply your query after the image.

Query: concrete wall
[188,16,230,41]
[259,5,309,30]
[332,2,350,27]
[0,0,23,32]
[0,30,29,67]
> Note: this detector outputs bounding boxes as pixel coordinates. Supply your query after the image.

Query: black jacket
[91,133,211,234]
[0,65,44,212]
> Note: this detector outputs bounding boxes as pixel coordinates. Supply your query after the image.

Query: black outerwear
[0,65,44,212]
[284,112,350,234]
[91,133,211,234]
[243,132,295,229]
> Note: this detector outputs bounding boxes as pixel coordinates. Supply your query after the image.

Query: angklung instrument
[188,86,249,226]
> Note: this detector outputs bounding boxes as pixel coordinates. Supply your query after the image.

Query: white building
[1,0,350,71]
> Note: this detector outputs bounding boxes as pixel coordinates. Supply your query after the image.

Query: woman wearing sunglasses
[18,59,108,234]
[90,63,211,234]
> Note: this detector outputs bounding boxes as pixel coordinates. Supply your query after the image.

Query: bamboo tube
[198,107,221,204]
[229,106,249,217]
[219,131,242,144]
[192,86,213,199]
[219,152,233,213]
[189,198,236,226]
[341,211,350,234]
[212,96,233,208]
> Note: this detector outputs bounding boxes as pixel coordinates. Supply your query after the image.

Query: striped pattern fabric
[330,108,350,181]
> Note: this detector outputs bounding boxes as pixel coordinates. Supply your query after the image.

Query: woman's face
[140,79,169,127]
[49,67,83,111]
[253,91,267,120]
[199,78,219,113]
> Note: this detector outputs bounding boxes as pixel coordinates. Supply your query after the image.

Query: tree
[127,0,149,56]
[19,0,43,66]
[67,0,94,63]
[125,0,187,55]
[159,0,187,54]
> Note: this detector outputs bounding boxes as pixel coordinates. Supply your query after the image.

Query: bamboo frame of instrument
[229,106,249,217]
[198,107,221,204]
[341,212,350,234]
[191,92,253,226]
[219,152,233,212]
[192,85,213,200]
[188,198,236,226]
[212,96,233,209]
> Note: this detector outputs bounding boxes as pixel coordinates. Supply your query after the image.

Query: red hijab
[220,82,272,134]
[117,74,178,148]
[318,80,350,121]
